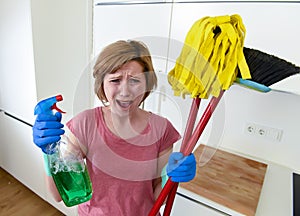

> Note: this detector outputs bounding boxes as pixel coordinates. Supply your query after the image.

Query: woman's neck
[102,106,150,139]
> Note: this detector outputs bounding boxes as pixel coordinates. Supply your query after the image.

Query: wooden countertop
[180,144,268,216]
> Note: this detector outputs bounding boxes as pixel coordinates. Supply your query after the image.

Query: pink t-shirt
[66,107,181,216]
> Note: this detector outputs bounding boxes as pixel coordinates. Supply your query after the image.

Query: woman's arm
[153,147,173,200]
[45,174,62,202]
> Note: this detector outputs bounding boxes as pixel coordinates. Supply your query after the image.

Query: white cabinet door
[93,3,172,71]
[0,0,37,123]
[160,194,227,216]
[0,112,45,201]
[31,0,92,119]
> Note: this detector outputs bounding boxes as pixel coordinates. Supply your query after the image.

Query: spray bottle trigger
[51,103,66,114]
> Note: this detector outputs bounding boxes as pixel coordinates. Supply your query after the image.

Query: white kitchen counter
[176,159,293,216]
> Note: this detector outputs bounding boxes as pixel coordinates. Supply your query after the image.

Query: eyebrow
[108,73,143,79]
[108,74,122,78]
[129,74,143,79]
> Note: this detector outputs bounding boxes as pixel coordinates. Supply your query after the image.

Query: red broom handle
[149,98,201,216]
[163,98,201,216]
[149,91,225,216]
[182,90,224,155]
[180,98,201,152]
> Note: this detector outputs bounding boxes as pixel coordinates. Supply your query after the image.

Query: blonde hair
[93,40,157,105]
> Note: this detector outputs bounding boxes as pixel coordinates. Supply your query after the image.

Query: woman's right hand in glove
[32,112,65,154]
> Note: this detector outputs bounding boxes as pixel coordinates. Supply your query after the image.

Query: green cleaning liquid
[47,140,93,207]
[50,162,93,207]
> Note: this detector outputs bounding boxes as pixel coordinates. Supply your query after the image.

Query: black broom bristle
[238,47,300,87]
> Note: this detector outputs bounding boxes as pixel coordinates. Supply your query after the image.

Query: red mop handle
[149,91,225,216]
[163,183,178,216]
[148,178,175,215]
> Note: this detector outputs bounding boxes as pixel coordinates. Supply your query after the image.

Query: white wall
[212,85,300,173]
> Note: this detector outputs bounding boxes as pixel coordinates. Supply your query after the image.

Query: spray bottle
[34,95,92,207]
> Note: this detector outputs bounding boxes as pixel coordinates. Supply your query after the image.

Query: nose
[119,80,130,97]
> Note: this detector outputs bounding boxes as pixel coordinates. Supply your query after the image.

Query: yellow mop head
[168,14,251,99]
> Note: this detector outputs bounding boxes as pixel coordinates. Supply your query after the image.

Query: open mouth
[116,100,133,109]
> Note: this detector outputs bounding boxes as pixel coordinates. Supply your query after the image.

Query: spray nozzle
[34,95,66,115]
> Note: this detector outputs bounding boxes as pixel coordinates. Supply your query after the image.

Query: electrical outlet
[245,122,283,142]
[245,123,256,135]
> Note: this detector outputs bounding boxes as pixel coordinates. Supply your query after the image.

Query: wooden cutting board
[180,144,268,216]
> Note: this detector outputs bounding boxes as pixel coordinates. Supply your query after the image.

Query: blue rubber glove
[32,112,65,154]
[167,152,196,183]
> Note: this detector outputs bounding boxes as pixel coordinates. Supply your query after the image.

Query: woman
[33,40,196,215]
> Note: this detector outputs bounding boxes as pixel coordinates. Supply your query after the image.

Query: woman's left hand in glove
[167,152,196,182]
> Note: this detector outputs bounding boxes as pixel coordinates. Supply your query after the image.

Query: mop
[149,14,300,215]
[149,14,251,216]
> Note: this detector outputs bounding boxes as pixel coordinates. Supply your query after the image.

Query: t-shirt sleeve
[159,119,181,152]
[66,109,96,149]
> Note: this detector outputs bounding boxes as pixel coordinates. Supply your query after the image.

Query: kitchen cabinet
[31,0,93,118]
[0,112,78,215]
[0,112,44,199]
[0,0,41,203]
[95,0,172,4]
[0,0,92,215]
[0,0,37,124]
[166,193,228,216]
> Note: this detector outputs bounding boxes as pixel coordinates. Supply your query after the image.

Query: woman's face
[103,61,147,116]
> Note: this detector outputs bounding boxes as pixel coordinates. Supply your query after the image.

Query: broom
[234,47,300,96]
[149,14,251,216]
[236,47,300,89]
